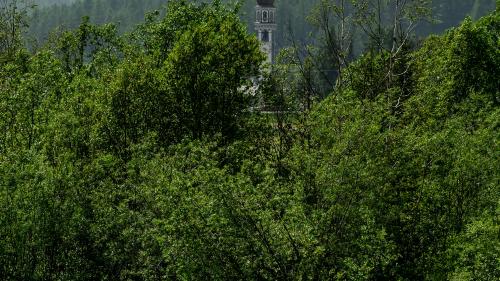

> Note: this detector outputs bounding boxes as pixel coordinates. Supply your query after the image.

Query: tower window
[261,30,269,42]
[270,11,274,23]
[262,11,268,23]
[256,10,261,22]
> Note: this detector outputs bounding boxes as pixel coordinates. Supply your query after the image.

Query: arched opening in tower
[262,10,268,22]
[261,30,269,42]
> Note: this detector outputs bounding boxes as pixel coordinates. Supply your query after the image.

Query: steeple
[255,0,276,64]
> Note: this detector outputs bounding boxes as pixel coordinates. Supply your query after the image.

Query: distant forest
[36,0,76,6]
[29,0,497,49]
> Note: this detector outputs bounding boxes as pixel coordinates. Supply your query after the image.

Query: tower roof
[257,0,275,7]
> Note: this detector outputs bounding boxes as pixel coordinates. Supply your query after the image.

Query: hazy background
[29,0,497,52]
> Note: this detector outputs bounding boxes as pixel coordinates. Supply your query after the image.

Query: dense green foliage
[1,0,499,280]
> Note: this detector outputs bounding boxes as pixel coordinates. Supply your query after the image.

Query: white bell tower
[255,0,277,64]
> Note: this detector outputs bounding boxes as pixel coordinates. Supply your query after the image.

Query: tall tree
[0,0,32,59]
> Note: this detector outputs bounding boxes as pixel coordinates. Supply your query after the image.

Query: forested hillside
[28,0,497,48]
[1,0,499,280]
[29,0,166,38]
[36,0,76,7]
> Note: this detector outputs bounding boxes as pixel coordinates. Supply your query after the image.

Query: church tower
[255,0,277,64]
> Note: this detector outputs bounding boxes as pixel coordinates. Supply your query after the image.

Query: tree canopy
[0,0,499,280]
